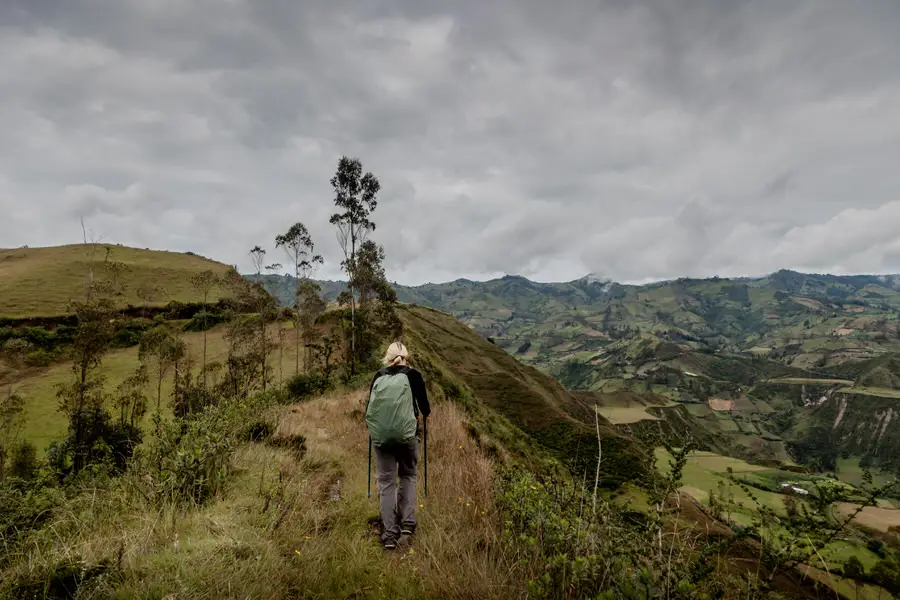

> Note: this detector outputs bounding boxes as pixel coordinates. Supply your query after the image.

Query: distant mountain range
[251,269,900,376]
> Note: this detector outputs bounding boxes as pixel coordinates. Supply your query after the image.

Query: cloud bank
[2,0,900,284]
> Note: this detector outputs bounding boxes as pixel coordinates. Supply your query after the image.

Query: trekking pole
[367,436,372,498]
[423,418,428,497]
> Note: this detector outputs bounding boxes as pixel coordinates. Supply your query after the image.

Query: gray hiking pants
[374,437,419,542]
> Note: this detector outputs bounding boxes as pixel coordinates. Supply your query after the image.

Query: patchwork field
[707,398,734,411]
[654,448,886,571]
[835,503,900,532]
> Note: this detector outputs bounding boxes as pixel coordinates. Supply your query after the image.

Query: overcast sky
[2,1,900,285]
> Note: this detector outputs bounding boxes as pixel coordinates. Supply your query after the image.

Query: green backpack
[366,373,417,446]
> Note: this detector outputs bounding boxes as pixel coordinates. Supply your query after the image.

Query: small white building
[780,483,809,496]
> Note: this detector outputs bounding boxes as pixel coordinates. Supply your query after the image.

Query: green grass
[839,386,900,399]
[596,406,660,424]
[711,418,741,432]
[773,377,855,386]
[0,244,233,317]
[818,540,882,571]
[654,448,788,520]
[835,457,899,489]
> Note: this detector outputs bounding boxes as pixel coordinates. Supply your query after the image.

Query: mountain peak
[579,273,613,285]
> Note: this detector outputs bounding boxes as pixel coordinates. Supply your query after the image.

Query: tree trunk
[349,232,357,376]
[156,369,163,435]
[261,320,267,393]
[295,314,301,377]
[202,328,208,390]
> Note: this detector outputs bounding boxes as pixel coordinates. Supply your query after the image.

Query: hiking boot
[400,527,414,536]
[383,538,398,550]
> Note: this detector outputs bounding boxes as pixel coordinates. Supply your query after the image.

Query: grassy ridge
[0,244,233,318]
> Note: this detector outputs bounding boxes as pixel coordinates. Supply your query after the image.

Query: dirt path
[272,389,514,599]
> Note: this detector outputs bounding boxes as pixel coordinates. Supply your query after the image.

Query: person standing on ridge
[365,341,430,550]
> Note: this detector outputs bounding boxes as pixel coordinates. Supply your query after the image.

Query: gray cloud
[2,0,900,285]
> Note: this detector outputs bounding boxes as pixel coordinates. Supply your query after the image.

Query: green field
[839,386,900,399]
[596,406,661,424]
[9,322,308,454]
[0,244,233,317]
[836,457,900,491]
[773,377,855,386]
[654,448,885,571]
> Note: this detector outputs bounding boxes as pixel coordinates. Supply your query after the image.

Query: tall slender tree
[329,156,380,375]
[275,222,323,375]
[248,246,281,392]
[190,270,221,389]
[139,325,185,433]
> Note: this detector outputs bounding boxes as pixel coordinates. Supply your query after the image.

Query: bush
[9,441,38,480]
[7,558,111,600]
[286,372,332,401]
[24,349,53,367]
[0,477,65,548]
[868,538,887,558]
[111,328,142,348]
[269,432,307,460]
[183,310,224,332]
[137,393,274,505]
[242,419,275,442]
[21,326,57,350]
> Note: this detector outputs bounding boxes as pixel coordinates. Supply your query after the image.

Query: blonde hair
[383,341,409,366]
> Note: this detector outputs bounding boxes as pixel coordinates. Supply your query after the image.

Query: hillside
[3,301,887,598]
[0,244,234,318]
[399,305,646,486]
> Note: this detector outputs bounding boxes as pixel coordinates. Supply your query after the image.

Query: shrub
[9,441,38,481]
[868,538,887,558]
[269,433,307,460]
[21,326,57,350]
[138,410,236,505]
[286,372,332,401]
[871,558,900,595]
[137,393,274,505]
[242,419,276,442]
[2,337,32,358]
[24,349,53,367]
[111,328,142,348]
[183,310,224,332]
[0,477,65,549]
[7,558,111,600]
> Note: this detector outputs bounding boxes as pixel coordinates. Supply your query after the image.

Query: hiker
[365,341,431,550]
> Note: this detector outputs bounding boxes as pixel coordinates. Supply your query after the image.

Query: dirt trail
[273,389,512,599]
